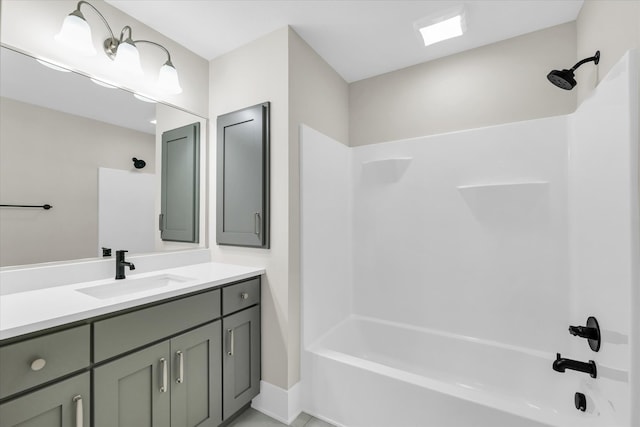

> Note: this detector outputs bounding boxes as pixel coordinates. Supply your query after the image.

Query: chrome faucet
[552,353,597,378]
[115,250,135,280]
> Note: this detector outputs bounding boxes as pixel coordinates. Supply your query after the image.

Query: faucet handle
[568,317,601,352]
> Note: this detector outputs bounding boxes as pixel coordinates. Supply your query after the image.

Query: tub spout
[552,353,597,378]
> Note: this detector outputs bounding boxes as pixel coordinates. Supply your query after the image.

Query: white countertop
[0,262,264,341]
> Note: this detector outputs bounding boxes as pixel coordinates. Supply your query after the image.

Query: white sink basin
[76,274,193,299]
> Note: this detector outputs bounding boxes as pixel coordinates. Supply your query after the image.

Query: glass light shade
[55,13,97,56]
[157,62,183,94]
[113,40,143,76]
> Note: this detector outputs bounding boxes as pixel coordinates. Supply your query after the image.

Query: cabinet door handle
[227,328,234,356]
[73,395,83,427]
[254,212,261,236]
[159,358,168,392]
[176,351,184,384]
[240,292,249,300]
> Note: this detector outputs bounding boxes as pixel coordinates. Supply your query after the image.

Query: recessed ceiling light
[150,119,157,125]
[415,6,466,47]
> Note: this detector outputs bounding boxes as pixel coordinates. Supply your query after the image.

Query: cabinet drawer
[0,325,90,400]
[94,288,220,362]
[222,278,260,316]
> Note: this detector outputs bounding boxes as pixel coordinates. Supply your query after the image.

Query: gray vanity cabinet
[0,276,261,427]
[0,372,90,427]
[94,321,222,427]
[222,306,261,419]
[171,322,222,427]
[94,341,171,427]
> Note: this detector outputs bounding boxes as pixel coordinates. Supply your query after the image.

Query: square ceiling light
[415,5,466,47]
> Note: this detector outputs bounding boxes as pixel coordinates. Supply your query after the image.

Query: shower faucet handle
[568,316,601,352]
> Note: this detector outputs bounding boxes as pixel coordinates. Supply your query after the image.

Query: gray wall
[0,97,154,266]
[208,26,349,390]
[575,0,640,104]
[349,22,577,146]
[209,27,291,390]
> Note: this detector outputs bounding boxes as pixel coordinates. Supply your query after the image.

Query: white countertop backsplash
[0,258,264,341]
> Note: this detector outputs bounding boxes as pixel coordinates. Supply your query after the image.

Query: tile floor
[227,408,335,427]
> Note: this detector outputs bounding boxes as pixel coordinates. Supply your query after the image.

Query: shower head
[132,157,146,169]
[547,50,600,90]
[547,69,577,90]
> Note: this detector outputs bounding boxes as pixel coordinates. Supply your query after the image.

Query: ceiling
[106,0,584,82]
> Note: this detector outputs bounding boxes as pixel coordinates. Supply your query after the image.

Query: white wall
[300,125,352,348]
[0,0,209,117]
[349,22,576,146]
[351,117,569,352]
[568,50,639,427]
[0,97,155,266]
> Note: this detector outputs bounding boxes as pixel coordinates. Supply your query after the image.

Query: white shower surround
[300,50,638,427]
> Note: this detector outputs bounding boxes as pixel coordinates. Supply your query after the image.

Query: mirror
[0,46,207,268]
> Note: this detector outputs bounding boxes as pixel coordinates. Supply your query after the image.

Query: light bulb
[55,11,96,56]
[113,39,143,76]
[157,61,183,94]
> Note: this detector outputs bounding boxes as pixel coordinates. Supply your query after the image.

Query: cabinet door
[216,102,270,248]
[0,372,89,427]
[170,321,222,427]
[222,306,261,419]
[161,122,200,243]
[94,341,171,427]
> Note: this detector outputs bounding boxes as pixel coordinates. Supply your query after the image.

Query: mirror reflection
[0,46,206,268]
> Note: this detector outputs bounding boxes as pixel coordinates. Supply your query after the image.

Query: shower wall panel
[351,118,570,353]
[567,50,639,427]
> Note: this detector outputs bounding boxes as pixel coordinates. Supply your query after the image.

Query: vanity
[0,262,263,427]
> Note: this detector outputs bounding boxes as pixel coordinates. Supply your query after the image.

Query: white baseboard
[252,380,302,425]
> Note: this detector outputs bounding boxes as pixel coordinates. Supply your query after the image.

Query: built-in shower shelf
[361,157,412,184]
[457,181,550,225]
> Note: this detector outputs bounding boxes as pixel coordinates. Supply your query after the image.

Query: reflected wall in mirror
[0,46,207,268]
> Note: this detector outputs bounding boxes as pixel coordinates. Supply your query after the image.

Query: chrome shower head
[547,50,600,91]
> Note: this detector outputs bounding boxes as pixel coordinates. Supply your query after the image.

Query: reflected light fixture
[415,6,466,47]
[56,0,183,94]
[134,93,156,103]
[36,59,71,73]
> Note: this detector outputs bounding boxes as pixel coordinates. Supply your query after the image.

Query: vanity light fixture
[56,0,183,94]
[415,5,466,47]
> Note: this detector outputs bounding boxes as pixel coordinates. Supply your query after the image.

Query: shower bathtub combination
[300,51,639,427]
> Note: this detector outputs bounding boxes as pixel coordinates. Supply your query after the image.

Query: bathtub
[302,316,618,427]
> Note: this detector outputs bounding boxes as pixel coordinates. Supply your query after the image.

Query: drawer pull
[73,395,83,427]
[159,358,167,392]
[241,292,249,300]
[227,328,234,356]
[30,358,46,371]
[176,351,184,384]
